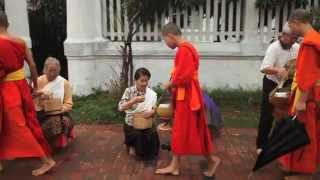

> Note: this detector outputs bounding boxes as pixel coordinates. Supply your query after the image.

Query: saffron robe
[171,42,214,155]
[0,36,51,159]
[279,30,320,173]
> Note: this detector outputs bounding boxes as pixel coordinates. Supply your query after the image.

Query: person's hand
[277,67,288,80]
[33,89,44,97]
[162,82,172,90]
[143,110,155,119]
[132,95,145,104]
[296,101,307,114]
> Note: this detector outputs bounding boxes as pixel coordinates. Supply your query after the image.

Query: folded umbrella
[253,116,310,172]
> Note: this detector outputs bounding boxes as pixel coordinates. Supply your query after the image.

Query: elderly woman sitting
[34,57,74,150]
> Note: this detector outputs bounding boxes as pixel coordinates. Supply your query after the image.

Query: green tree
[0,0,4,11]
[255,0,309,8]
[312,8,320,31]
[119,0,204,88]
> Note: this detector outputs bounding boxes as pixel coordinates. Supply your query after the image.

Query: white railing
[102,0,320,44]
[102,0,245,43]
[258,0,320,43]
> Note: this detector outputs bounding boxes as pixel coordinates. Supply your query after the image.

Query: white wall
[65,0,267,96]
[5,0,31,47]
[67,42,265,95]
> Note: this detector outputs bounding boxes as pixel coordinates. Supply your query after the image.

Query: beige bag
[132,112,153,130]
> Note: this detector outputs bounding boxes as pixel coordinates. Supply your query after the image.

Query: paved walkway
[0,125,319,180]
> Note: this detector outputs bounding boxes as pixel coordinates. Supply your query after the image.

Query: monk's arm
[0,62,5,80]
[296,45,320,104]
[171,47,194,87]
[25,47,39,89]
[62,81,73,112]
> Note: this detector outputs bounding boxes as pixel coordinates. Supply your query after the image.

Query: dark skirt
[123,123,160,160]
[37,111,74,150]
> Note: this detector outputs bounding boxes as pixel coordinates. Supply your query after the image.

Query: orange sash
[3,68,25,81]
[171,69,201,111]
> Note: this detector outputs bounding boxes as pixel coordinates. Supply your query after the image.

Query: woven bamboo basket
[285,59,296,80]
[269,88,290,109]
[44,98,63,113]
[132,112,153,130]
[156,103,173,119]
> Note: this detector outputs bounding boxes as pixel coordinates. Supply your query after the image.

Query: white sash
[133,88,157,113]
[43,76,65,102]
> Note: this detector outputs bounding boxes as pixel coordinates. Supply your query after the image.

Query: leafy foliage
[119,0,204,88]
[255,0,309,8]
[0,0,3,11]
[72,90,124,124]
[312,8,320,31]
[72,88,261,128]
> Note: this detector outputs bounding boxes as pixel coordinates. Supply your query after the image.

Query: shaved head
[289,9,313,23]
[162,22,182,36]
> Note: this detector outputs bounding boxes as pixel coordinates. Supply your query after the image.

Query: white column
[64,0,111,95]
[64,0,109,56]
[5,0,31,48]
[240,0,264,55]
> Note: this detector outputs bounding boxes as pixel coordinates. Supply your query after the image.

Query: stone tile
[0,125,298,180]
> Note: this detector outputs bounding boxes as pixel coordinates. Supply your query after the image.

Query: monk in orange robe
[155,23,221,177]
[0,11,55,176]
[279,9,320,179]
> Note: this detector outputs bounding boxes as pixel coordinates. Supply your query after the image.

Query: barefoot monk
[155,23,221,178]
[0,11,55,176]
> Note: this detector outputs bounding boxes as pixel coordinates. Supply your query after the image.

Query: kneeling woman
[34,57,75,151]
[118,68,160,160]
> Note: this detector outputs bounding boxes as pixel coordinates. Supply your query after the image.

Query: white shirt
[260,40,300,84]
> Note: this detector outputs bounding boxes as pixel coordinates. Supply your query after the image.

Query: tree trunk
[121,42,129,88]
[128,40,134,86]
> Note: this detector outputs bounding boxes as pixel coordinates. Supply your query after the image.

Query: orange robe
[279,30,320,173]
[0,36,51,159]
[171,42,214,155]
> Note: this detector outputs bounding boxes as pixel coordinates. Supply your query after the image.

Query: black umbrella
[253,116,310,172]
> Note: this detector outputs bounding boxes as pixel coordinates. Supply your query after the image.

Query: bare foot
[204,156,221,177]
[284,175,312,180]
[32,159,55,176]
[0,162,4,172]
[278,164,291,173]
[129,147,136,156]
[157,123,172,131]
[155,166,179,176]
[256,149,263,155]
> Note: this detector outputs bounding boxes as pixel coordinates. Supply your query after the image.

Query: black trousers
[256,76,277,149]
[123,124,160,160]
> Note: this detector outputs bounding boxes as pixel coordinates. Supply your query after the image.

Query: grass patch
[71,88,262,128]
[71,91,124,124]
[208,88,261,128]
